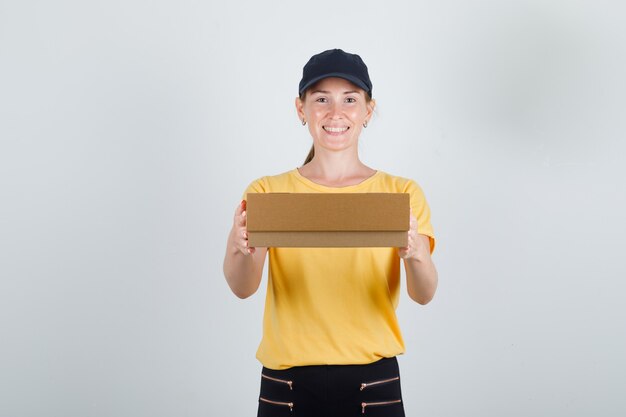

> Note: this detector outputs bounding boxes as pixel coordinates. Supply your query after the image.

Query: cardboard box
[246,193,409,247]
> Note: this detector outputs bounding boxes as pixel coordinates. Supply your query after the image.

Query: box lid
[246,193,409,232]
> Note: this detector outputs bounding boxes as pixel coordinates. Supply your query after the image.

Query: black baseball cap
[298,49,373,97]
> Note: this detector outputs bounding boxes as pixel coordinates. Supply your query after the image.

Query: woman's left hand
[397,211,431,262]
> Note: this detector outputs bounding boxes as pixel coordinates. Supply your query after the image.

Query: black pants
[257,356,405,417]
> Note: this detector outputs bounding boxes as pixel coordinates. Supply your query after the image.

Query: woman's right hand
[224,199,266,298]
[230,200,255,255]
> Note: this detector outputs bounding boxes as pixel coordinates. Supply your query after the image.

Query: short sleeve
[241,177,267,201]
[404,180,436,254]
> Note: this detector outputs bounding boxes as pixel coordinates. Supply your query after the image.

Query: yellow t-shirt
[244,168,435,370]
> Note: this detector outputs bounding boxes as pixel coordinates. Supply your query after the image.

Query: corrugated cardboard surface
[247,193,409,247]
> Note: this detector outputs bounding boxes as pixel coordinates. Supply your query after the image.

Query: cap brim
[299,72,370,96]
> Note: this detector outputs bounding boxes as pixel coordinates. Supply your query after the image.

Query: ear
[366,98,376,120]
[295,96,305,121]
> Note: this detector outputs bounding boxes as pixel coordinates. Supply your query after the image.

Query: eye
[315,97,328,103]
[345,97,357,103]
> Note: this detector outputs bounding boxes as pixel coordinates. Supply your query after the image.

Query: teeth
[324,126,348,132]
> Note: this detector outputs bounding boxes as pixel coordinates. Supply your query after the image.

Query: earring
[302,120,307,126]
[363,121,368,128]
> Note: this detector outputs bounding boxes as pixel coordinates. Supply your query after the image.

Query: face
[296,77,375,154]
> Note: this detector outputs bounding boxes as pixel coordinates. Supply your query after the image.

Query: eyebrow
[310,90,360,95]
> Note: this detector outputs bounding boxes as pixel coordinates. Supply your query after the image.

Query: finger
[236,236,252,256]
[235,201,247,227]
[240,228,258,255]
[243,237,257,254]
[235,200,245,215]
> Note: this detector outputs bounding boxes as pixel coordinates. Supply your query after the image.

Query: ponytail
[303,145,315,165]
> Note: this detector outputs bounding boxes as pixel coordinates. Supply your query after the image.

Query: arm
[223,200,268,299]
[398,214,438,305]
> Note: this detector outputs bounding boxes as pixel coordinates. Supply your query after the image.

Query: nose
[329,101,343,118]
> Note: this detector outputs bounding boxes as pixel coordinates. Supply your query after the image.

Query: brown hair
[303,145,315,165]
[300,87,374,166]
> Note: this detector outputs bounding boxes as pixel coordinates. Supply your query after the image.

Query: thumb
[235,200,247,226]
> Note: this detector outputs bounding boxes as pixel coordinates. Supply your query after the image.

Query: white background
[1,0,625,416]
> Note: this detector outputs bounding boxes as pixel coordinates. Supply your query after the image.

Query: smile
[323,126,349,133]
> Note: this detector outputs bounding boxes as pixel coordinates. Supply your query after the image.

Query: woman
[223,49,438,417]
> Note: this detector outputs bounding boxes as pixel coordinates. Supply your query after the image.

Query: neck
[298,148,376,186]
